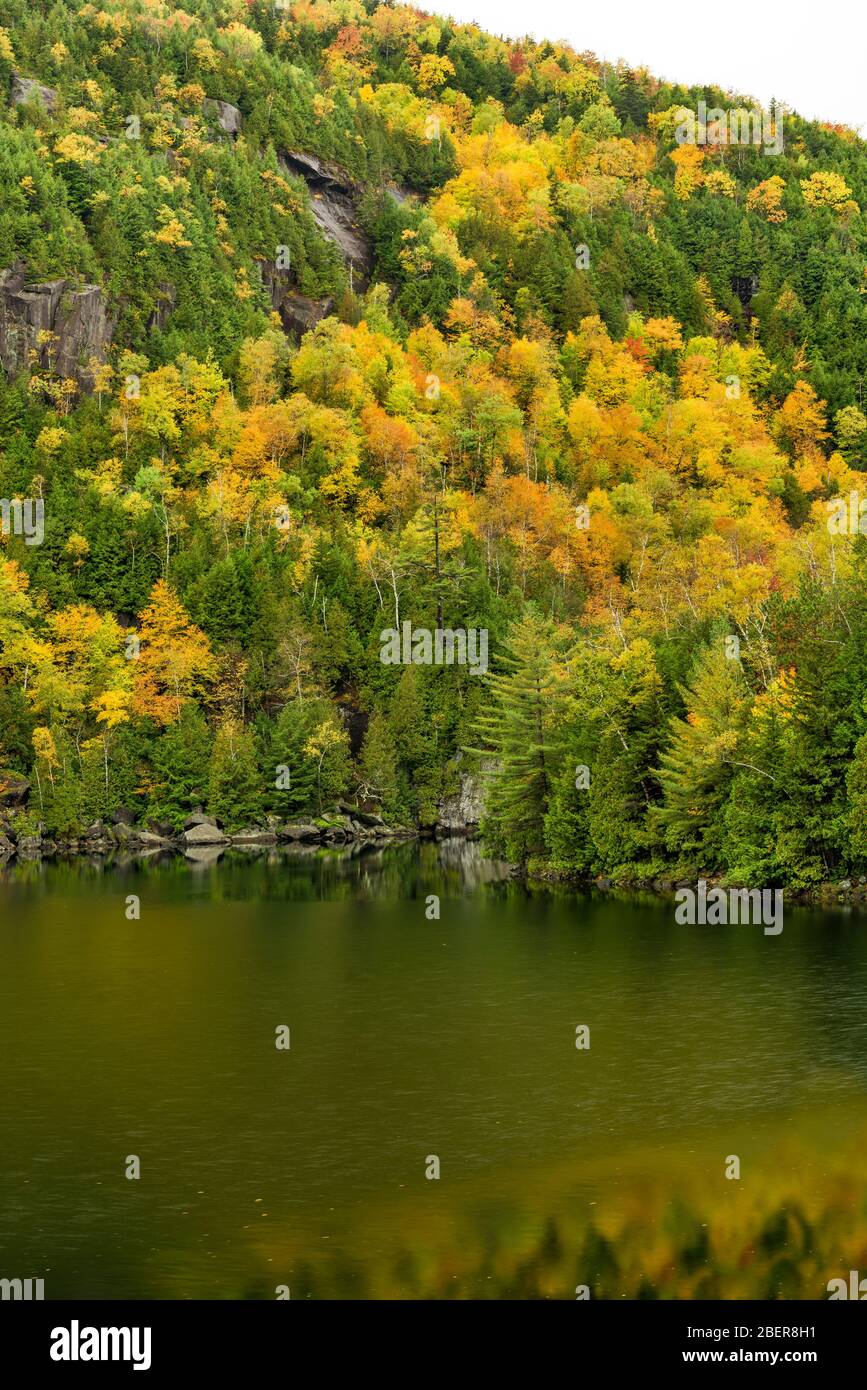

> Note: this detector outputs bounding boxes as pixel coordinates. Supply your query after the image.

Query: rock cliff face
[259,263,334,340]
[146,281,177,334]
[0,772,30,806]
[279,150,374,288]
[204,98,243,136]
[10,72,57,112]
[436,758,497,836]
[0,264,113,385]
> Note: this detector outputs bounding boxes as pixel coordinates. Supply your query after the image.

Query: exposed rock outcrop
[280,291,334,338]
[0,803,414,860]
[0,772,30,806]
[278,150,373,287]
[10,73,57,112]
[436,757,496,836]
[258,265,334,340]
[0,264,113,385]
[205,99,243,136]
[147,281,177,333]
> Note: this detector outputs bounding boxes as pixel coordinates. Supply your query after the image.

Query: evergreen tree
[584,639,666,873]
[358,709,400,814]
[207,719,265,831]
[471,611,563,860]
[846,732,867,864]
[388,665,441,823]
[266,699,320,817]
[147,704,212,829]
[654,644,751,868]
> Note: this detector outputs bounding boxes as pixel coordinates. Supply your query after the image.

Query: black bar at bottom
[0,1298,860,1374]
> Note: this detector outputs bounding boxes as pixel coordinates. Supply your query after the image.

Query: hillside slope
[1,1,867,889]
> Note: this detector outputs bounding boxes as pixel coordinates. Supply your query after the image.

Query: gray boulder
[205,99,242,136]
[277,822,321,842]
[10,73,57,112]
[182,822,228,845]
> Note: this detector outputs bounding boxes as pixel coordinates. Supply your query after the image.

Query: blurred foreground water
[1,842,865,1299]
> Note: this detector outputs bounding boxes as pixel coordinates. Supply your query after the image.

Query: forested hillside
[1,0,867,888]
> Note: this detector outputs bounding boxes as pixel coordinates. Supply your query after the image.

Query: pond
[1,842,865,1299]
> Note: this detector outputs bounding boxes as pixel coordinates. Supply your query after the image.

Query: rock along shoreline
[0,806,429,863]
[3,806,860,909]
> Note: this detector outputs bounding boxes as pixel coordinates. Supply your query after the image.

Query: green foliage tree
[472,611,563,861]
[207,719,265,831]
[147,704,212,830]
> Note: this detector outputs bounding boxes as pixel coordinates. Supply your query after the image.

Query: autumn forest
[1,0,867,891]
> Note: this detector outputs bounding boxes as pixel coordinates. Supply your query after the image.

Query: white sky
[438,0,866,133]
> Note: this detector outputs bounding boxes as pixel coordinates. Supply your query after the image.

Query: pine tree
[358,709,400,814]
[266,699,320,817]
[387,665,441,822]
[185,557,249,643]
[207,719,265,831]
[470,611,563,860]
[654,644,750,866]
[389,665,427,771]
[147,703,212,829]
[583,639,666,872]
[846,732,867,865]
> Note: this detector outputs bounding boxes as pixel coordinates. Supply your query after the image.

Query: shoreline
[0,809,424,864]
[2,822,865,908]
[521,863,867,910]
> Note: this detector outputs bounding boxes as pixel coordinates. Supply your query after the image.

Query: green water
[1,843,866,1300]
